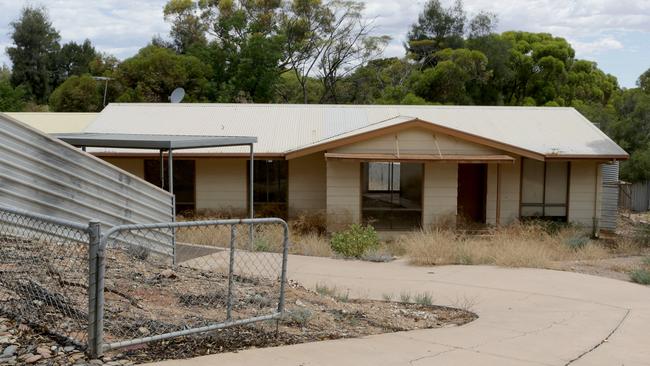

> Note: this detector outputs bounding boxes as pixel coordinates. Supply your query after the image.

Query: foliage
[0,67,27,111]
[414,292,434,306]
[163,0,207,53]
[330,224,379,258]
[55,40,98,83]
[6,6,61,104]
[629,269,650,285]
[564,234,590,251]
[116,45,211,102]
[48,74,103,112]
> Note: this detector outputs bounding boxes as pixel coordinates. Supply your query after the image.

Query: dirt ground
[549,256,649,281]
[549,214,650,282]
[0,235,476,364]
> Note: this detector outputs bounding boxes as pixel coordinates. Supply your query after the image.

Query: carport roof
[54,133,257,150]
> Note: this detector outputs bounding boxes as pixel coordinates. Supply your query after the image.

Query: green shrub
[642,257,650,267]
[414,292,433,306]
[330,224,380,258]
[399,292,411,303]
[565,234,590,250]
[630,269,650,285]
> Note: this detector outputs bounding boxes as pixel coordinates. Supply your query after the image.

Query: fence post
[278,223,289,314]
[87,220,101,358]
[226,225,236,320]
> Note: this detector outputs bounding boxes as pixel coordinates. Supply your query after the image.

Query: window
[520,159,570,220]
[144,159,196,213]
[249,160,288,219]
[362,162,423,230]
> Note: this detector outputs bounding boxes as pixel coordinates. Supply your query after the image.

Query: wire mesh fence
[0,206,92,348]
[98,218,289,353]
[0,205,289,358]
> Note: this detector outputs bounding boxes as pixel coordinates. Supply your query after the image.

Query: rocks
[2,345,17,357]
[160,269,176,279]
[24,354,42,363]
[0,317,134,366]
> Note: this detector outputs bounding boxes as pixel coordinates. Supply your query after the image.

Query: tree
[280,0,389,103]
[0,66,27,111]
[638,68,650,94]
[315,1,390,103]
[6,6,61,104]
[163,0,207,53]
[117,45,211,102]
[55,39,98,82]
[406,0,466,63]
[501,32,575,105]
[411,48,489,104]
[468,11,497,39]
[48,74,102,112]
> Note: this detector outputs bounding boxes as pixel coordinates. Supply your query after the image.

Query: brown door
[457,164,487,224]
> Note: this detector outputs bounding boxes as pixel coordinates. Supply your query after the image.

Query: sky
[0,0,648,88]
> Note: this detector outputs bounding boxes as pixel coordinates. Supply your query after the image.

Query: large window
[249,160,288,218]
[362,162,423,230]
[520,159,570,220]
[144,159,196,213]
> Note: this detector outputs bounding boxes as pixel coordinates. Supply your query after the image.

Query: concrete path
[151,255,650,366]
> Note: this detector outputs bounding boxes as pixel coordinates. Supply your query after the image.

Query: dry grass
[399,223,615,268]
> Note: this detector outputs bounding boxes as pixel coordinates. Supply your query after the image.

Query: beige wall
[486,160,521,225]
[332,127,500,155]
[568,161,602,229]
[102,157,144,179]
[326,159,360,231]
[288,153,326,217]
[422,162,458,227]
[195,158,247,212]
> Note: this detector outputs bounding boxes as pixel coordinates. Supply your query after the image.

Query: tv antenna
[170,87,185,103]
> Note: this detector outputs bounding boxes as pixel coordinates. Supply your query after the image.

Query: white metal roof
[5,112,97,133]
[83,103,628,158]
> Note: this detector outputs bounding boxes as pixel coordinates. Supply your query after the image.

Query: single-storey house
[8,104,629,233]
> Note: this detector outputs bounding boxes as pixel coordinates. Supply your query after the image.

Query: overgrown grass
[399,223,614,268]
[314,283,350,302]
[630,256,650,285]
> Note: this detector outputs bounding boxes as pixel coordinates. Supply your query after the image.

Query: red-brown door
[457,164,487,224]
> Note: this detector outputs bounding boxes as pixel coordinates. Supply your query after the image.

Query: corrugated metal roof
[5,112,97,133]
[82,103,627,158]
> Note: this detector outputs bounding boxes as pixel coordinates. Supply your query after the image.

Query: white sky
[0,0,648,87]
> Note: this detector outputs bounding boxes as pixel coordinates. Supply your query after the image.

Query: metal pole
[95,226,107,358]
[102,79,109,107]
[159,150,164,189]
[226,225,236,320]
[278,222,289,314]
[87,220,101,358]
[168,149,174,198]
[249,144,254,249]
[249,144,254,219]
[168,149,176,264]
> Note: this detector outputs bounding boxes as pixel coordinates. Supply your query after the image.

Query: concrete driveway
[151,255,650,366]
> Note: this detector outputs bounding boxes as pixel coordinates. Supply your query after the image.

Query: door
[457,164,487,224]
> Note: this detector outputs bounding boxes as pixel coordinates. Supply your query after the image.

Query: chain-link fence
[0,205,94,348]
[98,219,289,353]
[0,205,289,358]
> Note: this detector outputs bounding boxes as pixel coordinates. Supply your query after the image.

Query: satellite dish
[170,87,185,103]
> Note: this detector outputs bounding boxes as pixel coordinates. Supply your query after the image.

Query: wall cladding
[0,113,173,229]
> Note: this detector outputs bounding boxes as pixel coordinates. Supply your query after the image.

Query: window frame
[519,158,571,221]
[361,161,424,231]
[247,159,289,219]
[143,158,196,213]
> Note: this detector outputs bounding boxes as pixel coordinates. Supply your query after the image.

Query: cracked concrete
[149,256,650,366]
